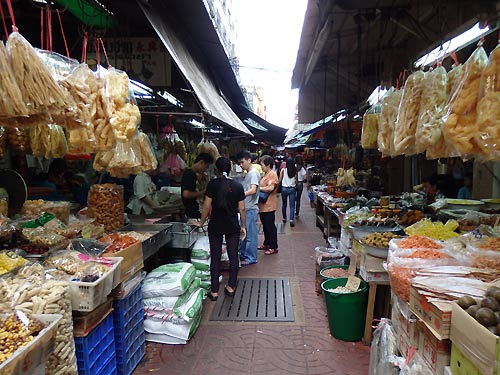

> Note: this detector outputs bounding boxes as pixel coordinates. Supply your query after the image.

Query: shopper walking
[258,155,279,255]
[295,155,307,218]
[195,157,246,301]
[279,158,297,227]
[237,150,261,265]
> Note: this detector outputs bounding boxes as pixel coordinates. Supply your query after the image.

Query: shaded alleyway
[133,193,370,375]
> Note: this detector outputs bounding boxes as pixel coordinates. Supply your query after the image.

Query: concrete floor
[133,193,370,375]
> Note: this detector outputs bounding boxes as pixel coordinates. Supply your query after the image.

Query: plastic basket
[115,313,144,354]
[74,314,116,375]
[113,283,142,316]
[0,314,62,375]
[73,297,113,337]
[113,284,145,375]
[116,342,145,375]
[70,257,123,312]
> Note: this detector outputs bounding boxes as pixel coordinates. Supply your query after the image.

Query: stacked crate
[74,314,117,375]
[113,284,146,375]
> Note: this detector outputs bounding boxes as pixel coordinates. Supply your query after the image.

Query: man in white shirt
[237,150,261,265]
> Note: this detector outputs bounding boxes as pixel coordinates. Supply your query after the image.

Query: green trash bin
[319,265,349,283]
[321,278,368,341]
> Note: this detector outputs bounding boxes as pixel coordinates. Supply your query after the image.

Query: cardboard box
[360,265,390,283]
[397,329,415,359]
[417,320,451,375]
[450,343,483,375]
[104,241,144,283]
[409,286,452,340]
[450,302,500,375]
[392,294,419,348]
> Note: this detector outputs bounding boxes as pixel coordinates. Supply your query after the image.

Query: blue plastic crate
[116,336,145,375]
[115,314,145,362]
[74,314,117,375]
[98,354,118,375]
[113,283,142,317]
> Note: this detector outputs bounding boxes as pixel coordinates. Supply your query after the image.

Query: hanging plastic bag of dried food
[0,41,28,118]
[7,127,31,154]
[103,68,140,140]
[442,44,489,156]
[29,123,49,157]
[93,149,114,172]
[45,124,69,158]
[361,103,381,149]
[426,64,464,159]
[414,66,448,154]
[447,63,464,96]
[377,89,401,157]
[135,132,158,172]
[6,32,73,116]
[368,319,400,375]
[107,140,141,178]
[0,127,6,160]
[475,42,500,159]
[394,70,425,155]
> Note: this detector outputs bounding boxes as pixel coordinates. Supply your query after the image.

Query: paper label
[345,275,361,291]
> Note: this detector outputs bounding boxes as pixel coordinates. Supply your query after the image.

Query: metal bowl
[446,199,484,211]
[355,239,388,258]
[348,224,404,241]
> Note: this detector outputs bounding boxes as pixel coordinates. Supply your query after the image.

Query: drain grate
[258,223,286,234]
[210,278,294,322]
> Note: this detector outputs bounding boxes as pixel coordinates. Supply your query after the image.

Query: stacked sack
[191,236,211,290]
[142,263,204,345]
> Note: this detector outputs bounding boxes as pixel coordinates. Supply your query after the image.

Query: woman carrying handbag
[258,155,279,255]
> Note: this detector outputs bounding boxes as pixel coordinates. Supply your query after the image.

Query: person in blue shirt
[457,174,473,200]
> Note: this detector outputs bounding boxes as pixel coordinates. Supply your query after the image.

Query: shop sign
[88,37,171,87]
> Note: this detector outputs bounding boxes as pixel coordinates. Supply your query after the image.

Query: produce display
[0,312,46,365]
[0,251,28,275]
[397,235,443,249]
[45,251,112,281]
[456,287,500,335]
[397,210,424,225]
[362,232,400,248]
[118,231,153,242]
[21,200,71,225]
[0,264,78,375]
[404,218,459,240]
[99,233,139,253]
[87,184,124,232]
[321,267,349,278]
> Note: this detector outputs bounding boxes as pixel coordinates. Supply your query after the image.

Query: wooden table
[362,280,391,344]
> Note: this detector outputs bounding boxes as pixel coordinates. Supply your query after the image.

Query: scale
[0,169,28,216]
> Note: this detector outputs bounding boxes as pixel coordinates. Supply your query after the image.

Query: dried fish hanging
[7,31,74,118]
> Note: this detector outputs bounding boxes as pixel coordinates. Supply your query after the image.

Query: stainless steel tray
[167,222,198,248]
[119,223,172,261]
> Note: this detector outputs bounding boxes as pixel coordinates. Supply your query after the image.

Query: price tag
[345,275,361,291]
[348,260,356,276]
